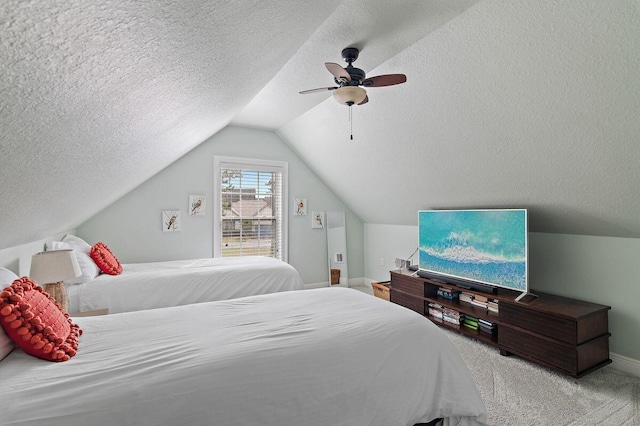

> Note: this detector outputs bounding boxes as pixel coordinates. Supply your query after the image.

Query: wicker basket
[371,281,391,301]
[330,269,340,285]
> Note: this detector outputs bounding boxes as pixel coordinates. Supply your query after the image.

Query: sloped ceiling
[0,0,342,249]
[1,0,639,251]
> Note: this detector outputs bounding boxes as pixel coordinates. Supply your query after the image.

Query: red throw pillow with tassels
[0,277,82,362]
[90,242,122,275]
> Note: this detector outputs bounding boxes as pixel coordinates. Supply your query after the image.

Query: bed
[0,287,488,426]
[65,256,304,314]
[41,235,303,314]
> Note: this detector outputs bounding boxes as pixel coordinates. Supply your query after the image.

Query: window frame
[213,156,288,262]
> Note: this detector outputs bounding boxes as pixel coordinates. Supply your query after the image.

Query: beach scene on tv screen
[419,210,527,291]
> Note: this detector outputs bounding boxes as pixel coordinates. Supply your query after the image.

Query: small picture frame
[311,211,324,229]
[189,195,206,216]
[293,198,307,216]
[162,210,182,232]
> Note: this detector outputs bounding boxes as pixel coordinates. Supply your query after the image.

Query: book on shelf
[478,318,495,327]
[487,300,499,313]
[479,324,497,334]
[442,307,464,325]
[478,317,496,334]
[463,321,478,331]
[470,299,488,309]
[474,294,488,303]
[437,287,460,300]
[428,303,443,319]
[443,315,462,326]
[459,292,474,304]
[442,307,462,317]
[463,315,479,330]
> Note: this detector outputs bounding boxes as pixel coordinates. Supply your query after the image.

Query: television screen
[418,209,528,292]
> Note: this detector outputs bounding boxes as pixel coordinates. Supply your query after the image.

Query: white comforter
[0,288,487,426]
[68,256,303,313]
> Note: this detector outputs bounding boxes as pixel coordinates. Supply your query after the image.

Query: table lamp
[30,249,82,312]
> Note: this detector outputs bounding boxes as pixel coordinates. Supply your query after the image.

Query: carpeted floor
[442,329,640,425]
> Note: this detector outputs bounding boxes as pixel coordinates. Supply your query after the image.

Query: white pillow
[0,267,19,361]
[0,266,18,285]
[62,234,92,253]
[46,240,100,284]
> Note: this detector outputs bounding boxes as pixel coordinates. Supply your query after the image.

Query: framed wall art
[162,210,182,232]
[189,195,206,216]
[311,211,324,229]
[294,198,307,216]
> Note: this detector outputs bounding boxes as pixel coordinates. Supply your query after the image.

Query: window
[213,156,288,261]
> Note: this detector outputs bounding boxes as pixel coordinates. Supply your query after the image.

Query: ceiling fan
[299,47,407,106]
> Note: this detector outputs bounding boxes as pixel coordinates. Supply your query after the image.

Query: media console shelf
[389,270,611,377]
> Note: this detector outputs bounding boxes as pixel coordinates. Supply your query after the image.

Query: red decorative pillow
[0,277,82,362]
[90,242,122,275]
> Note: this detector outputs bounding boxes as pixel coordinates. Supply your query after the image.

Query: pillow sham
[62,234,92,253]
[90,242,123,275]
[0,267,18,286]
[0,277,81,362]
[46,240,100,284]
[0,267,18,362]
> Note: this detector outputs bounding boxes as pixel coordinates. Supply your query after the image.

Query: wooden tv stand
[389,270,611,377]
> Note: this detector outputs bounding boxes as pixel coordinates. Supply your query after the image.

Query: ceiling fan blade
[325,62,351,82]
[358,95,369,105]
[299,86,338,94]
[362,74,407,87]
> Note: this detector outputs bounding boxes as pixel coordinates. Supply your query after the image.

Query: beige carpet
[443,329,640,425]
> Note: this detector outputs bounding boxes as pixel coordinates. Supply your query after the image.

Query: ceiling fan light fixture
[333,86,367,106]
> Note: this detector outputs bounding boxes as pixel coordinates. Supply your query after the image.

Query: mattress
[0,287,487,426]
[66,256,303,313]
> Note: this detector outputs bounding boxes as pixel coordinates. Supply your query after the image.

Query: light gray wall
[529,233,640,363]
[363,223,640,363]
[0,232,69,276]
[77,126,364,285]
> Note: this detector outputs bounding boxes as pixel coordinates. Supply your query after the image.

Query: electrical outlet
[380,257,385,266]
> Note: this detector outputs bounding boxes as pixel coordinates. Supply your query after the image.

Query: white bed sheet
[0,288,487,426]
[68,256,303,314]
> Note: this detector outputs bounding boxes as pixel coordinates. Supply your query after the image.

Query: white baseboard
[348,277,365,287]
[610,352,640,378]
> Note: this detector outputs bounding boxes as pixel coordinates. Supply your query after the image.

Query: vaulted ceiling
[1,0,639,251]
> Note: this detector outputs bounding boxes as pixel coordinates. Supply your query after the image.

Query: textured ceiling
[0,0,341,249]
[1,0,639,251]
[277,0,640,238]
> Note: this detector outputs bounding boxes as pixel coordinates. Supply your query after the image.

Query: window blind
[216,159,286,260]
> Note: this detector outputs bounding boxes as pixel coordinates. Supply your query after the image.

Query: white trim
[348,276,365,287]
[610,352,640,378]
[213,156,288,262]
[302,277,366,290]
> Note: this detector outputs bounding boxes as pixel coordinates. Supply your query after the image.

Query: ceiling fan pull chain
[350,106,353,140]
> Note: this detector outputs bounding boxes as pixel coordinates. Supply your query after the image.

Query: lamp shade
[30,250,82,285]
[333,86,367,106]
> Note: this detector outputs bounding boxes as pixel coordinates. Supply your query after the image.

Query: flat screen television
[418,209,528,295]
